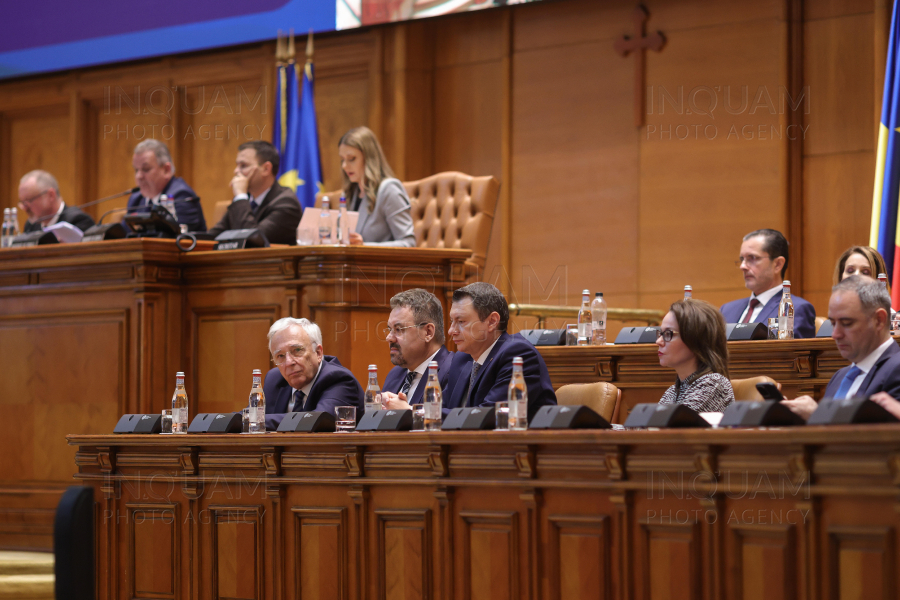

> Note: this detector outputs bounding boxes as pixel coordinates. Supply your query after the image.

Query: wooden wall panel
[375,509,432,600]
[827,526,895,600]
[548,515,611,600]
[728,524,797,600]
[6,109,72,230]
[192,309,280,415]
[460,511,519,600]
[0,314,124,482]
[293,507,348,600]
[213,506,263,600]
[129,504,179,598]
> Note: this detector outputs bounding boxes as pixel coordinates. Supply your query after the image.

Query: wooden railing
[508,303,665,327]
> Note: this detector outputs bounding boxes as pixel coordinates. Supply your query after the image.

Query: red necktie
[742,298,760,323]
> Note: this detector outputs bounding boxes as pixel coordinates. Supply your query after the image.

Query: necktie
[288,390,305,412]
[462,362,482,407]
[834,366,862,400]
[741,298,760,323]
[249,197,259,212]
[400,370,416,396]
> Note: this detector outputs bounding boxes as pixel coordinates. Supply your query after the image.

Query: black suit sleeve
[68,211,96,232]
[208,195,301,245]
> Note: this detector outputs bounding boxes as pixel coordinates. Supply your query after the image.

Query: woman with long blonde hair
[338,127,415,247]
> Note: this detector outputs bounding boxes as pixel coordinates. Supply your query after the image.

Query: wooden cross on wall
[614,4,666,127]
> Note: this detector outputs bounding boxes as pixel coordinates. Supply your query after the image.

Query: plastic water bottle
[160,194,176,220]
[507,357,528,430]
[337,194,349,245]
[576,289,592,345]
[364,364,381,413]
[591,292,607,346]
[878,273,888,289]
[248,369,266,433]
[319,197,332,244]
[423,361,442,430]
[10,207,19,240]
[1,208,9,248]
[171,372,189,434]
[684,285,692,299]
[778,281,795,340]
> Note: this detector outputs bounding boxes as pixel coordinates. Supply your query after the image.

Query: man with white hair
[263,317,363,430]
[18,170,94,232]
[127,138,207,231]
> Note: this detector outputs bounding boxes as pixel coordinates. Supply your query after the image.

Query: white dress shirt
[404,348,442,399]
[287,359,324,412]
[738,283,784,323]
[843,337,894,399]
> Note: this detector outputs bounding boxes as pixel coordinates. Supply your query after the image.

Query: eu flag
[871,0,900,307]
[277,49,323,210]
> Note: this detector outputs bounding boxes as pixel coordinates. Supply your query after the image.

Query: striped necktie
[400,370,416,395]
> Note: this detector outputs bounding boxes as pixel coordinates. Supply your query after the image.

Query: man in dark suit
[719,228,817,338]
[783,276,900,418]
[381,289,457,411]
[18,170,94,233]
[128,139,206,231]
[208,140,301,245]
[263,317,364,430]
[444,282,556,421]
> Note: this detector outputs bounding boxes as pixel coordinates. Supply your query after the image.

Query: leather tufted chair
[555,382,622,423]
[317,172,500,269]
[730,376,779,401]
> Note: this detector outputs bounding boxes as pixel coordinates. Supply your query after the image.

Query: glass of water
[565,324,578,346]
[241,408,250,433]
[411,404,425,430]
[160,409,172,434]
[335,406,356,432]
[494,402,509,430]
[296,227,317,246]
[768,317,778,340]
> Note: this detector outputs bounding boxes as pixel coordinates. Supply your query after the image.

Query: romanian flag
[275,35,323,210]
[872,0,900,308]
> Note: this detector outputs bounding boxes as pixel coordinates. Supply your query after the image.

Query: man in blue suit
[263,317,363,430]
[719,228,816,338]
[127,139,207,231]
[782,276,900,418]
[381,289,458,410]
[444,282,556,421]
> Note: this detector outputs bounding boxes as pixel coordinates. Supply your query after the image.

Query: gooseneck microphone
[33,187,139,223]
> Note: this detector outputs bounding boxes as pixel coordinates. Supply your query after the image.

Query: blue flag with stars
[277,59,322,210]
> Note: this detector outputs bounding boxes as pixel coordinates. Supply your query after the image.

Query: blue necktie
[249,197,259,212]
[834,366,863,400]
[289,390,305,412]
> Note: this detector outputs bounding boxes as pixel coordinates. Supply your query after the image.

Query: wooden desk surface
[69,426,900,600]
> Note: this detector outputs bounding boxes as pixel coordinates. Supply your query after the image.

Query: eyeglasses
[735,254,768,267]
[655,329,680,343]
[383,323,425,338]
[18,189,49,205]
[272,345,308,366]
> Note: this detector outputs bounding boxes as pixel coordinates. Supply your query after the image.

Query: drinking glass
[767,318,778,340]
[565,324,578,346]
[411,404,425,431]
[296,227,317,246]
[494,401,509,430]
[335,406,357,432]
[241,408,250,433]
[160,409,172,434]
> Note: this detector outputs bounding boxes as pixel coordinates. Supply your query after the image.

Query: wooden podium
[0,240,470,550]
[69,426,900,600]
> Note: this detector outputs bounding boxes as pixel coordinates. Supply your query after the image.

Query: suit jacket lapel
[858,342,900,395]
[470,333,508,398]
[756,293,781,324]
[449,361,473,408]
[256,184,282,216]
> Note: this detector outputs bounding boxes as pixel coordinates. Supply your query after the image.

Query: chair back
[555,382,621,423]
[54,486,94,600]
[730,375,778,401]
[815,316,827,334]
[213,200,230,226]
[318,171,500,268]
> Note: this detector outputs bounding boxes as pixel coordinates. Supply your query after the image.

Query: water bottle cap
[684,285,692,290]
[879,273,887,280]
[429,361,438,368]
[176,371,184,377]
[512,356,523,365]
[783,280,791,287]
[595,292,603,297]
[160,194,168,201]
[368,364,377,371]
[252,369,261,374]
[582,289,589,295]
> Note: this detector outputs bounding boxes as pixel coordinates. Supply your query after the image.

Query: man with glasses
[263,317,363,430]
[720,228,817,338]
[18,170,94,233]
[381,289,458,411]
[444,282,556,420]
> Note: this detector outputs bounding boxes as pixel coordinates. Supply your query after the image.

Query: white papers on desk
[44,222,84,243]
[298,208,358,243]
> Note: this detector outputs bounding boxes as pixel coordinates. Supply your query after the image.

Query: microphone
[32,187,139,224]
[97,207,128,225]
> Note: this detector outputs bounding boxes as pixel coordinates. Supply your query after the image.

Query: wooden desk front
[70,427,900,600]
[0,240,469,550]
